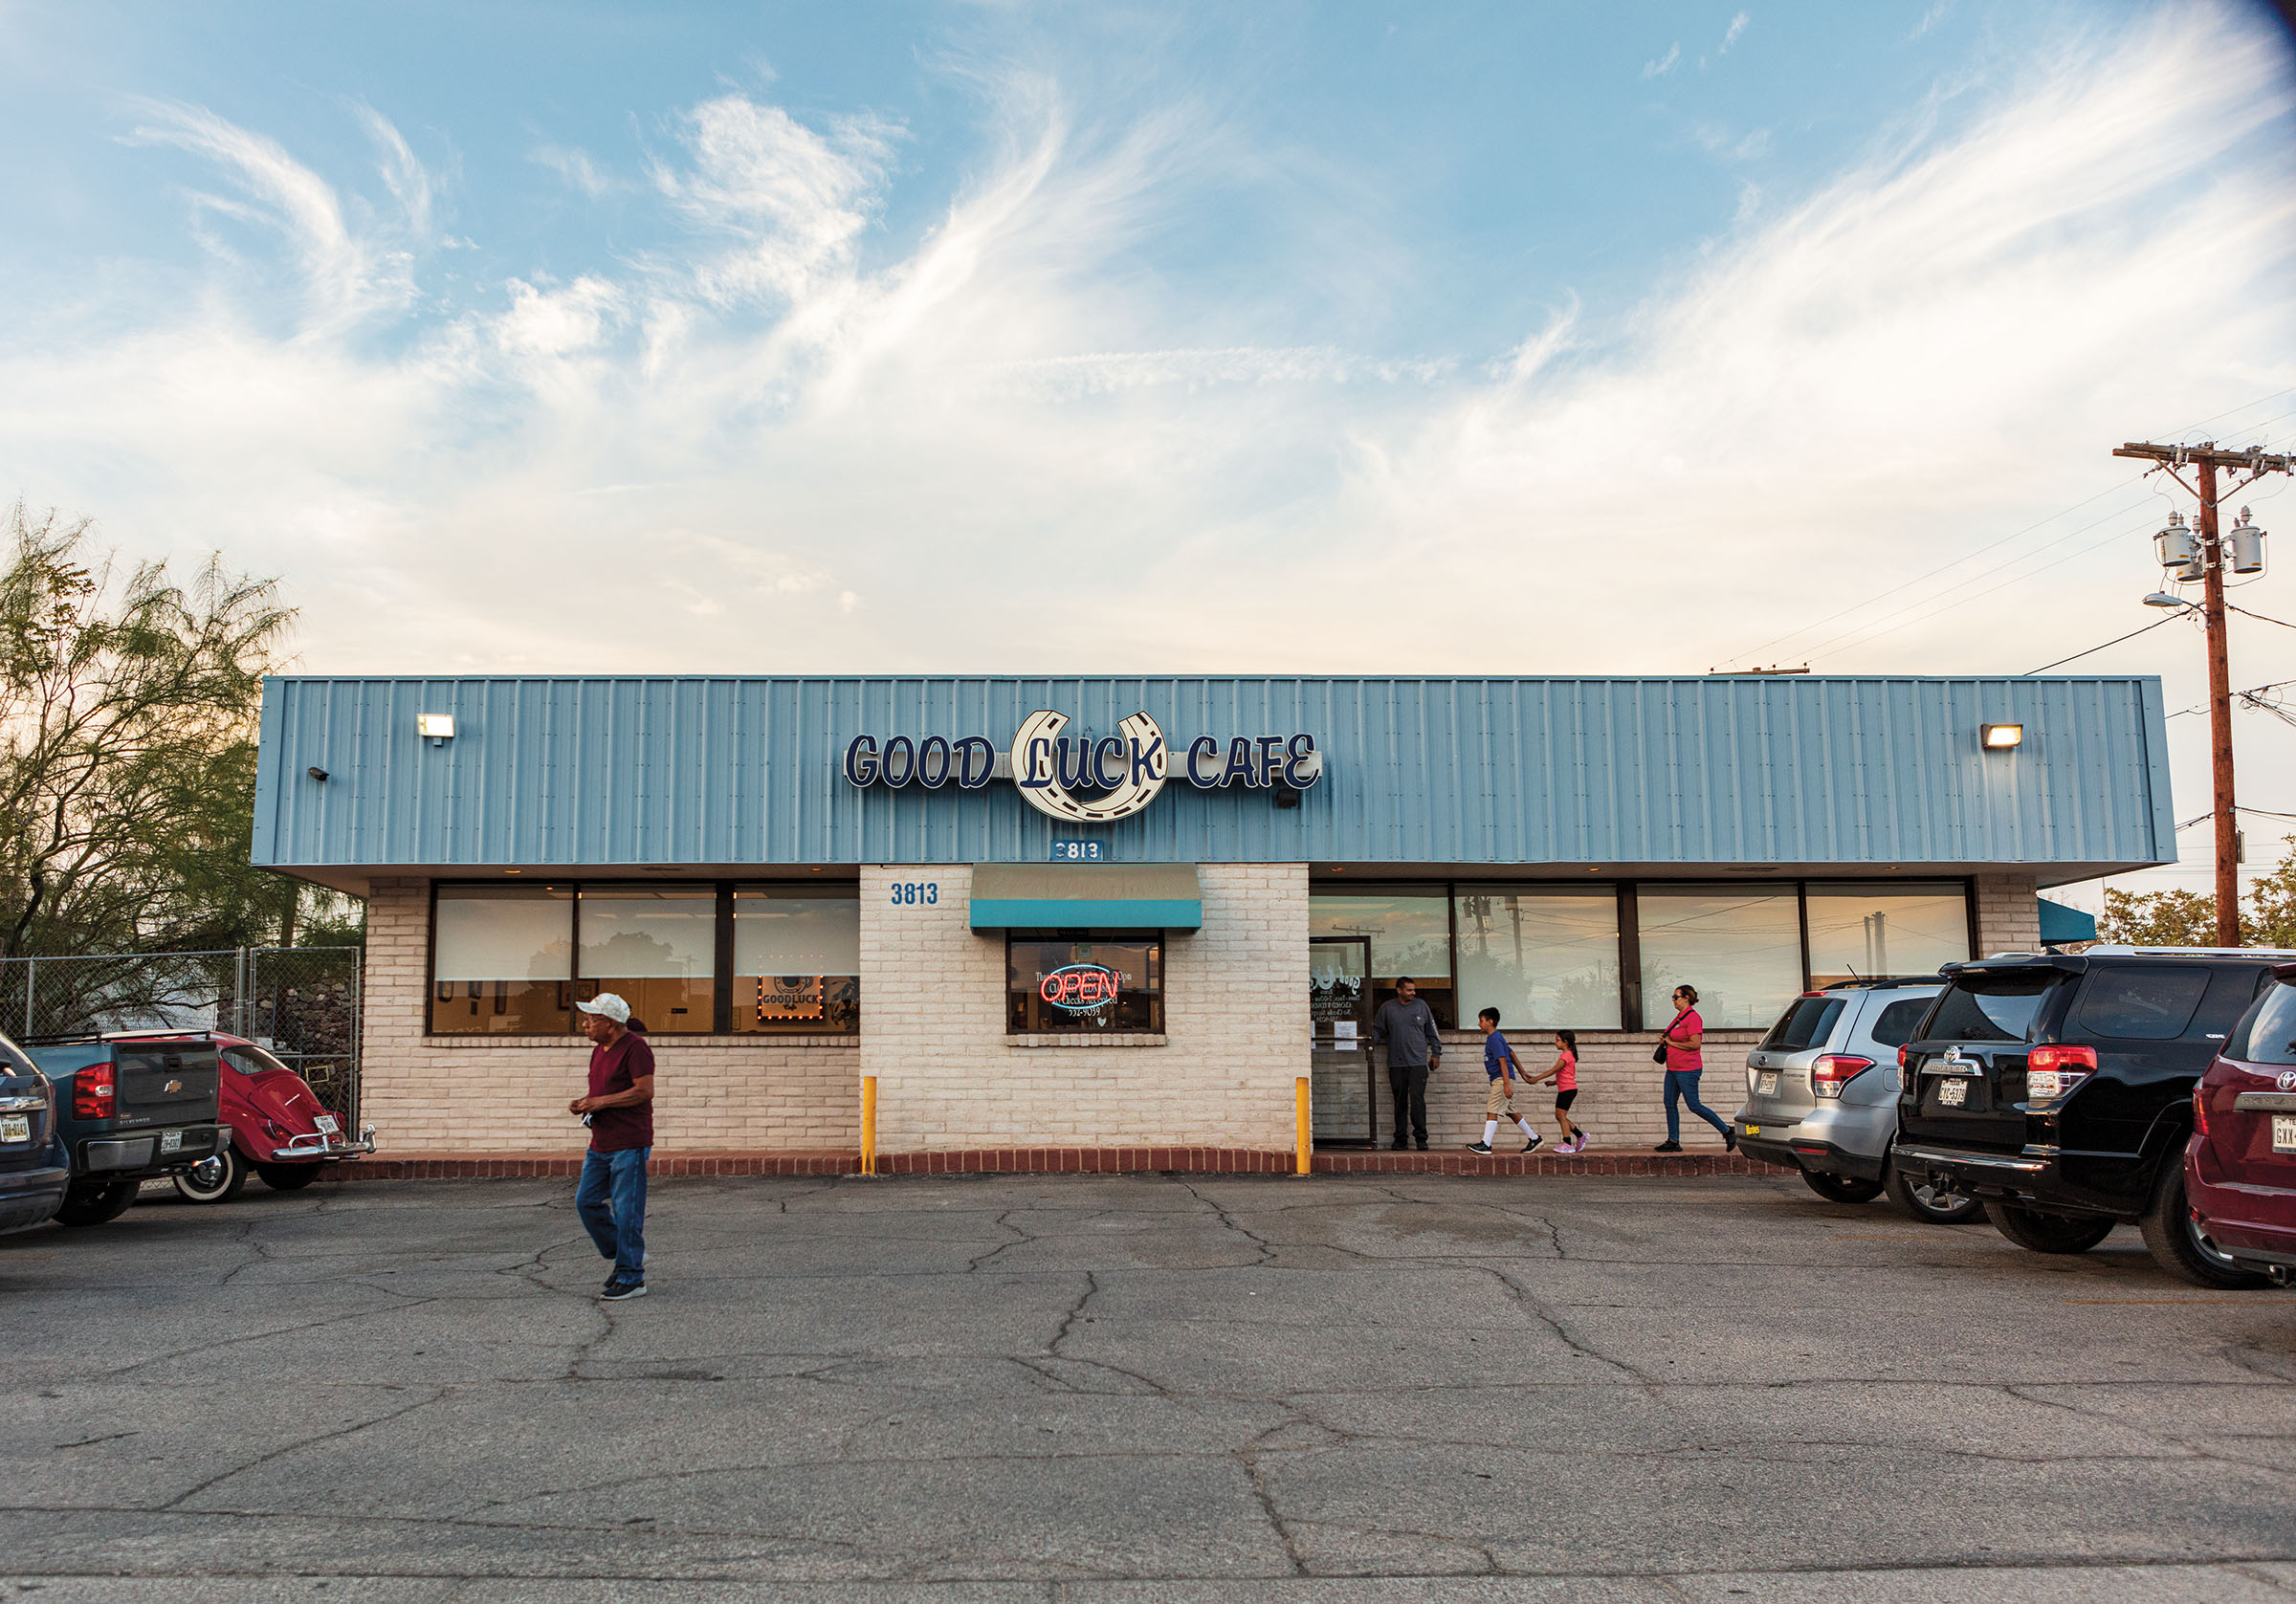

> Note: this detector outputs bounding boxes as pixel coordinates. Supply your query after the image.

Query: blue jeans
[576,1146,649,1279]
[1664,1070,1729,1143]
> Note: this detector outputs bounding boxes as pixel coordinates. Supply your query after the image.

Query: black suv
[1891,949,2281,1285]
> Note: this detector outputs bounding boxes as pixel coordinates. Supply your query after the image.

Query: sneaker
[1653,1139,1683,1153]
[601,1276,649,1302]
[1723,1127,1739,1154]
[1521,1132,1543,1154]
[1466,1141,1494,1154]
[1556,1136,1582,1155]
[1390,1141,1409,1151]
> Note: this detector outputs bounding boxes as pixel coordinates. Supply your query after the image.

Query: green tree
[0,502,325,958]
[2095,838,2296,949]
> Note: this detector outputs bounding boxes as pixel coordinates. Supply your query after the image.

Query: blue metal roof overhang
[970,864,1203,931]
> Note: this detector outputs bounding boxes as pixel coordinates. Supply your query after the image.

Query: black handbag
[1652,1019,1674,1065]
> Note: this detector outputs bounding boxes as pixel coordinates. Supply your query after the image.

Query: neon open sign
[1039,963,1121,1011]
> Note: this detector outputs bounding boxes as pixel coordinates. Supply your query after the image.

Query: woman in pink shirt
[1655,984,1734,1154]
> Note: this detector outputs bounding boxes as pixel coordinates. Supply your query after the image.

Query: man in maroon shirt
[570,993,654,1300]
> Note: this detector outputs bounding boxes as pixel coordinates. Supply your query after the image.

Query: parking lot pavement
[3,1173,2295,1601]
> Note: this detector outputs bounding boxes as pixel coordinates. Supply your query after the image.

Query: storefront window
[1804,883,1970,985]
[578,888,718,1034]
[430,885,574,1035]
[1454,889,1622,1029]
[1007,935,1163,1033]
[1638,886,1802,1029]
[1310,890,1454,1025]
[733,887,860,1033]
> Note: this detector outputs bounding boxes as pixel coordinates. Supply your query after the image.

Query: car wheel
[1885,1157,1987,1224]
[1985,1201,2117,1254]
[172,1148,249,1205]
[53,1181,140,1226]
[1801,1169,1885,1204]
[254,1162,321,1192]
[2139,1158,2269,1289]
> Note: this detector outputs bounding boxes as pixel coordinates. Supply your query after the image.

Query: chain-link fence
[0,946,363,1127]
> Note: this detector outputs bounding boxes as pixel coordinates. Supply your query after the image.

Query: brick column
[1973,872,2042,955]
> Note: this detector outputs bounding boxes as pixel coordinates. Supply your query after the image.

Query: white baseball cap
[575,992,631,1023]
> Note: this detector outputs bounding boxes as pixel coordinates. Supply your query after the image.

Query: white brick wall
[359,878,858,1155]
[1975,872,2042,954]
[860,864,1307,1153]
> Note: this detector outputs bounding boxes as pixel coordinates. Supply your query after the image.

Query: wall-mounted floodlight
[1981,723,2023,751]
[418,714,456,746]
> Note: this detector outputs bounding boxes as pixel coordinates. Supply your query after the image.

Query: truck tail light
[2193,1082,2211,1139]
[73,1062,117,1121]
[1813,1055,1876,1098]
[1897,1045,1910,1069]
[2025,1044,2098,1104]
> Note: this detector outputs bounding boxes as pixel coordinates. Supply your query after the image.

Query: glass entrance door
[1310,936,1376,1145]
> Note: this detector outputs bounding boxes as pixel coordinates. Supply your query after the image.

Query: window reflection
[578,889,718,1033]
[734,888,861,1033]
[430,885,575,1034]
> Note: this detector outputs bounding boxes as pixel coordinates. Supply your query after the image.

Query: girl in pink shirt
[1534,1029,1588,1154]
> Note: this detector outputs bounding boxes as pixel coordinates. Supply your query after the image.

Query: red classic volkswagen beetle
[170,1033,374,1203]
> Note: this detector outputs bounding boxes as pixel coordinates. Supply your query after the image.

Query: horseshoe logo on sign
[1010,709,1169,824]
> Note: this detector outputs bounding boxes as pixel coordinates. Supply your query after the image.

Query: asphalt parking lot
[4,1171,2296,1602]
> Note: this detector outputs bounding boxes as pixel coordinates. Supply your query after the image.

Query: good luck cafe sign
[841,710,1324,824]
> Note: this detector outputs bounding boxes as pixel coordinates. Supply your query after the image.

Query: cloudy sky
[1,1,2292,900]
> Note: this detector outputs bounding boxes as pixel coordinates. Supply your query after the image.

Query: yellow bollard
[1294,1075,1312,1176]
[860,1075,878,1177]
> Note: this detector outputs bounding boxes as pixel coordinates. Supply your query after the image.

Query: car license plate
[2275,1115,2296,1154]
[1756,1071,1779,1095]
[159,1130,184,1154]
[1937,1079,1970,1108]
[0,1114,27,1144]
[1743,1123,1761,1136]
[314,1114,340,1135]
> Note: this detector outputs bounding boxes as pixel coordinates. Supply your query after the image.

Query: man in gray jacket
[1373,978,1444,1150]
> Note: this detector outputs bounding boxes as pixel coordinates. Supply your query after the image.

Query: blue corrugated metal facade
[251,674,2173,881]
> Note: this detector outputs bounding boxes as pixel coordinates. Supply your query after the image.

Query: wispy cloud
[1909,2,1954,43]
[1721,11,1751,54]
[1,5,2287,707]
[1642,43,1681,79]
[532,143,620,197]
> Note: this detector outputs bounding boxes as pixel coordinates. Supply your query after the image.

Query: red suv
[171,1034,373,1203]
[2185,964,2296,1285]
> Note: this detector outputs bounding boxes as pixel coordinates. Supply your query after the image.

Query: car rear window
[1867,997,1932,1048]
[1761,996,1844,1051]
[2226,981,2296,1066]
[1923,974,2058,1044]
[2073,966,2212,1041]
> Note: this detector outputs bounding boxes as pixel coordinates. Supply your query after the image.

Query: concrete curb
[318,1148,1790,1181]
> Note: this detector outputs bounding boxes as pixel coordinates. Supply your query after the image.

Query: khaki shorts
[1485,1080,1522,1118]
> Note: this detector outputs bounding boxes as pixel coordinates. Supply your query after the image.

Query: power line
[1811,512,2160,664]
[2230,604,2296,630]
[1718,381,2296,670]
[2020,613,2180,676]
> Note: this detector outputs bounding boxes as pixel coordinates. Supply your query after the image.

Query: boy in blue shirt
[1468,1007,1543,1155]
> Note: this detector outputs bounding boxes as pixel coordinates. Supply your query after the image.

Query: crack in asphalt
[12,1172,2296,1587]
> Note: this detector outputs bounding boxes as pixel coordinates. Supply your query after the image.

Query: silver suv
[1733,980,1982,1223]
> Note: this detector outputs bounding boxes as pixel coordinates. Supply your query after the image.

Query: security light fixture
[1982,723,2023,751]
[2142,592,2192,609]
[418,714,455,744]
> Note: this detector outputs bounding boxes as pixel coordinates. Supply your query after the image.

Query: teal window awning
[970,863,1203,932]
[2038,897,2098,945]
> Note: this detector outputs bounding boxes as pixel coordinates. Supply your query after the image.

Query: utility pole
[2111,441,2294,946]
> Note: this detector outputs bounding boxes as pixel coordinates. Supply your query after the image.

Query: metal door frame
[1310,935,1377,1147]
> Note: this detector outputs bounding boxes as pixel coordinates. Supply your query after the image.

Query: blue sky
[1,2,2293,899]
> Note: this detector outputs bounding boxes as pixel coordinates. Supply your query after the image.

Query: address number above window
[843,709,1324,824]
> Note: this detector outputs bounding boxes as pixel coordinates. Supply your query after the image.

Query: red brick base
[325,1147,1790,1181]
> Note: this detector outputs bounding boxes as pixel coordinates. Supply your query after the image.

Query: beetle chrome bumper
[269,1124,377,1161]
